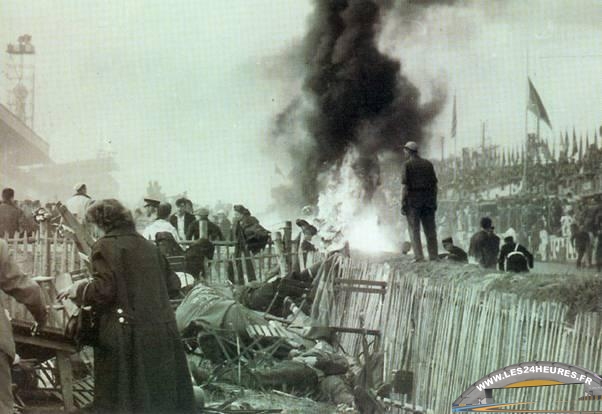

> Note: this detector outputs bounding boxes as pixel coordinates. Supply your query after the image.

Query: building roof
[0,103,50,164]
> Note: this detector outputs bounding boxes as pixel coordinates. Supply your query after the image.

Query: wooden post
[55,351,75,411]
[214,245,221,281]
[272,231,288,277]
[267,241,273,271]
[52,229,59,276]
[199,220,208,239]
[283,221,292,267]
[290,234,300,273]
[61,238,69,274]
[39,221,51,277]
[32,230,39,275]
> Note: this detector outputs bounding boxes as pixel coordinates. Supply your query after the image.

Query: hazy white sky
[2,0,601,210]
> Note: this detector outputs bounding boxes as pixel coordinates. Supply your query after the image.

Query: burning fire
[316,148,399,254]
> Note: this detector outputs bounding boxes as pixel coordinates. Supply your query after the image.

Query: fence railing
[3,223,82,277]
[2,222,322,332]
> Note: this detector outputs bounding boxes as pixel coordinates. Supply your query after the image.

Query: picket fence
[334,259,602,413]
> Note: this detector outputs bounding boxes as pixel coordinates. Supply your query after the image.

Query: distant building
[0,103,118,201]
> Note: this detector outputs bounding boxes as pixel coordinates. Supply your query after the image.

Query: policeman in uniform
[400,141,439,261]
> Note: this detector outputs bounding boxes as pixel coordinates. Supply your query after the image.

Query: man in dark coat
[59,199,194,413]
[570,223,591,268]
[187,208,223,242]
[0,239,48,413]
[441,237,468,263]
[498,235,534,272]
[170,197,196,241]
[468,217,500,269]
[400,141,439,262]
[229,204,270,283]
[0,188,25,238]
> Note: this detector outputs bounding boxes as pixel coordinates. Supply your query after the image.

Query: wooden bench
[12,321,79,412]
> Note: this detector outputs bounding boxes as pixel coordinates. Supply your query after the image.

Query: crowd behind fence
[1,221,323,332]
[3,222,601,411]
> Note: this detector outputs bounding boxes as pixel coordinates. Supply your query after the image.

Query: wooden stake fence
[332,260,602,413]
[1,223,83,332]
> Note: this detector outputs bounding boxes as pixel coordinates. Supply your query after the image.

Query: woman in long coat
[60,199,195,413]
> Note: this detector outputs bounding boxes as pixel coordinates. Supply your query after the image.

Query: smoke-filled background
[2,0,602,248]
[270,0,446,210]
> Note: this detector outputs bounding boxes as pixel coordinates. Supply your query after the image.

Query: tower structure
[5,34,36,128]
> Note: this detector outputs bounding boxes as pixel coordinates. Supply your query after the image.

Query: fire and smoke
[270,0,450,252]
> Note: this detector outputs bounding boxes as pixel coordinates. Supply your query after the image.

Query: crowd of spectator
[428,143,602,265]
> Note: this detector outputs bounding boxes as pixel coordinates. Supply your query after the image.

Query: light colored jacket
[142,219,180,242]
[64,193,92,223]
[0,239,47,358]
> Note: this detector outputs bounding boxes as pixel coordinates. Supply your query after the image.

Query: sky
[1,0,601,212]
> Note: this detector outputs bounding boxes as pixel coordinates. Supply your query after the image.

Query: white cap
[404,141,418,152]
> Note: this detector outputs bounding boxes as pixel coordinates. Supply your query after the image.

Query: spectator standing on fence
[0,188,25,238]
[64,183,93,223]
[169,197,196,241]
[400,141,439,262]
[468,217,500,269]
[570,223,591,269]
[142,202,180,242]
[0,238,48,414]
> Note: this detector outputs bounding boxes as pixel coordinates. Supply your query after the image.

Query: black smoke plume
[271,0,447,209]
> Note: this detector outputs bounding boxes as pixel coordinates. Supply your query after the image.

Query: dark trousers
[406,206,438,260]
[576,247,587,268]
[0,351,12,414]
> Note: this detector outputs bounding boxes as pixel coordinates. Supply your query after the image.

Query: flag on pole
[527,78,552,129]
[451,95,457,138]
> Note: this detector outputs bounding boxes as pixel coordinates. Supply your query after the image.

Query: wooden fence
[3,225,82,277]
[1,224,83,332]
[2,223,321,331]
[334,261,602,413]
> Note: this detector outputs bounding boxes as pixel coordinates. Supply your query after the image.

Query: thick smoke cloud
[271,0,448,210]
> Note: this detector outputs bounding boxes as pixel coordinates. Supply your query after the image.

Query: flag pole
[453,130,457,181]
[522,48,529,193]
[452,93,457,181]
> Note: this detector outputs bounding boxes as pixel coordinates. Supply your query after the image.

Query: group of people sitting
[439,216,534,273]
